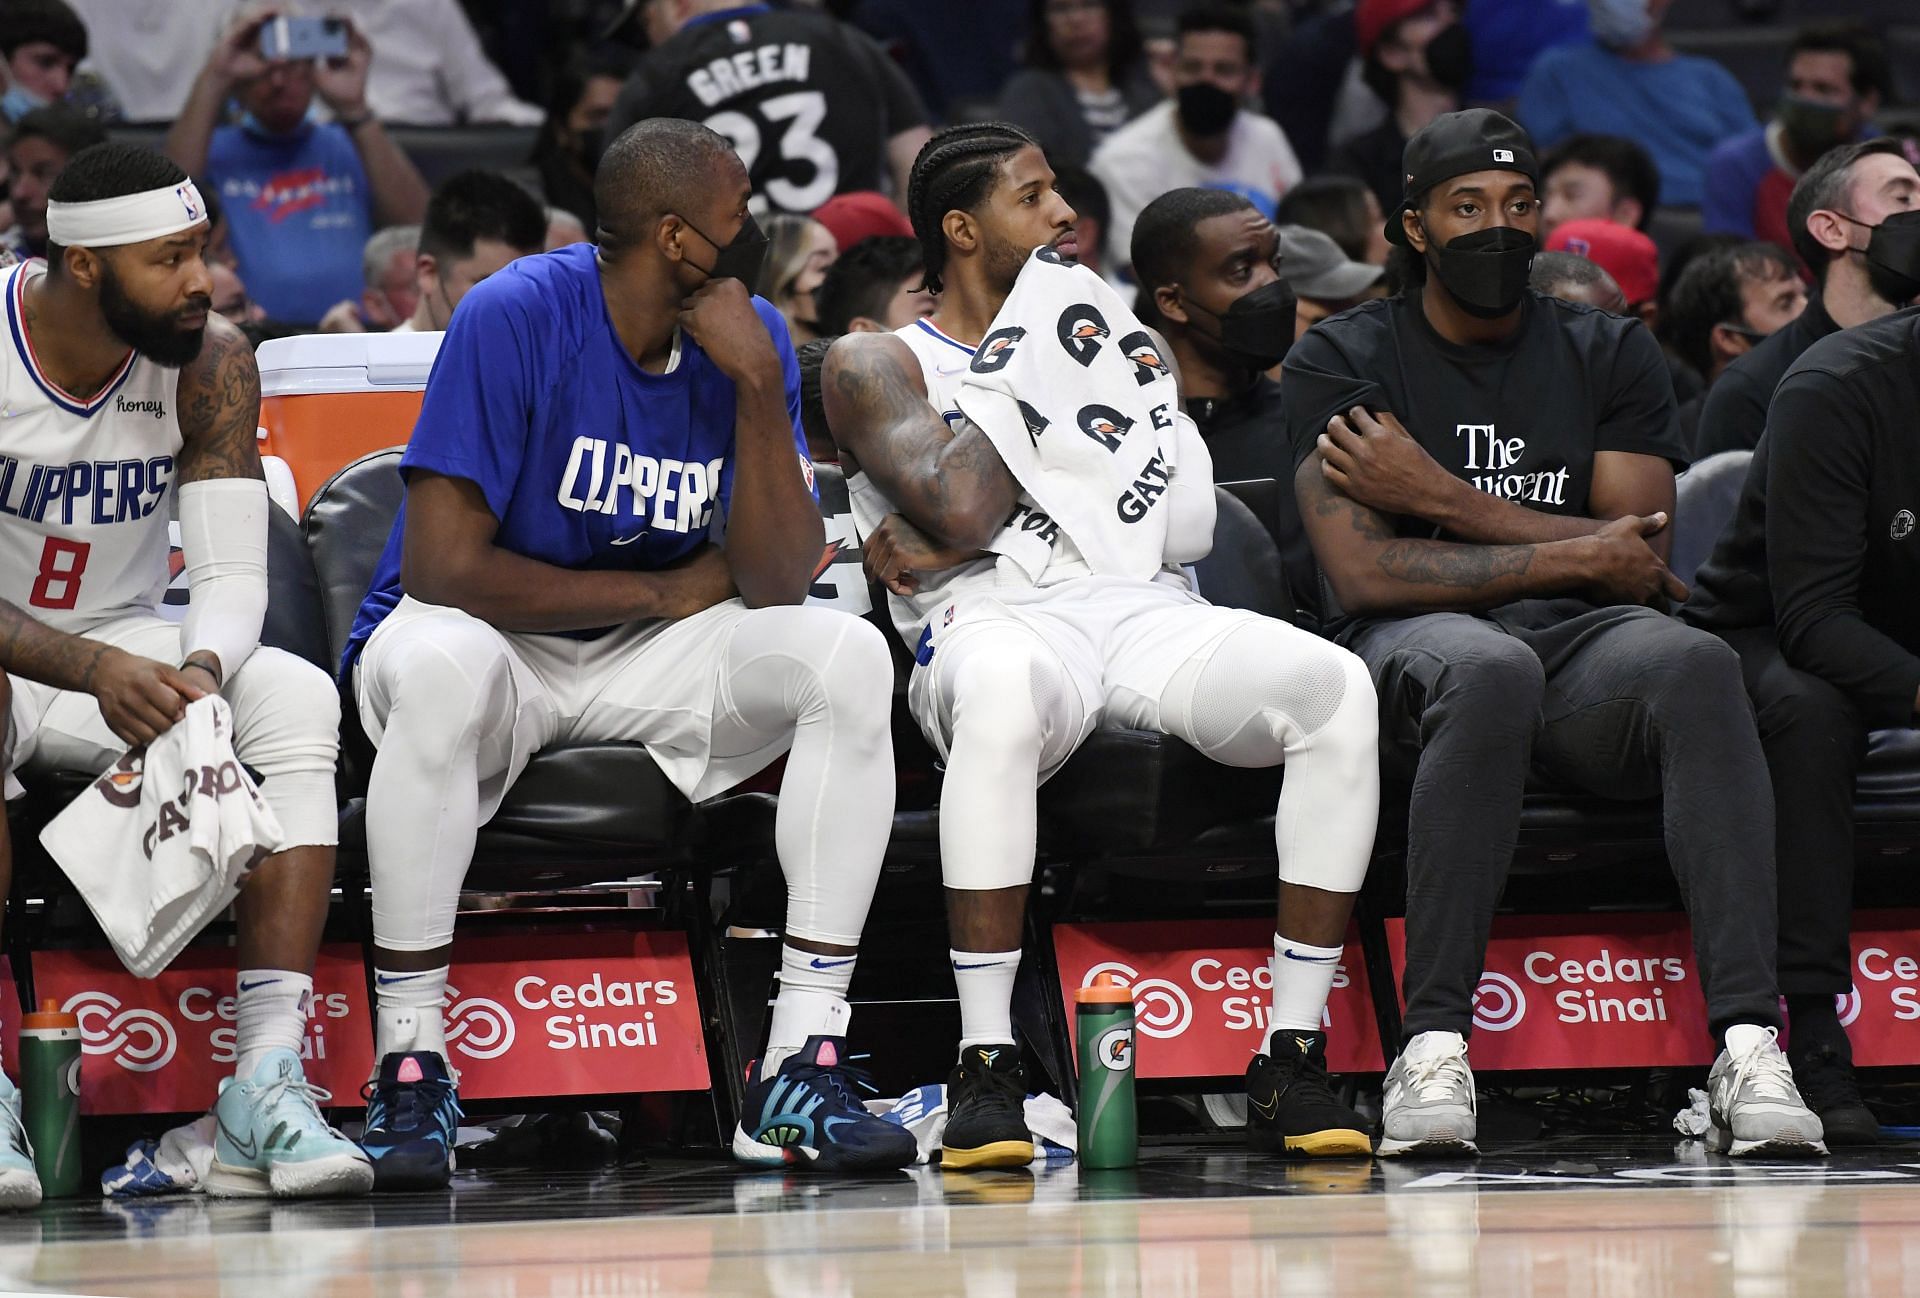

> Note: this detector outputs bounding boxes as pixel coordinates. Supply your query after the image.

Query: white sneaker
[1378,1031,1478,1158]
[1708,1026,1826,1158]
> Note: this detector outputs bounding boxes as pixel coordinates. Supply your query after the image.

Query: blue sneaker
[733,1036,917,1172]
[206,1049,373,1198]
[0,1074,40,1208]
[359,1052,462,1191]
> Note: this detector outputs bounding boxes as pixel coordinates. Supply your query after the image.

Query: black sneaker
[1246,1030,1373,1159]
[1790,1043,1879,1145]
[941,1044,1033,1170]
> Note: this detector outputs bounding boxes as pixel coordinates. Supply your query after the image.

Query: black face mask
[1184,278,1297,370]
[1776,96,1848,157]
[1176,81,1238,137]
[1843,209,1920,305]
[681,212,770,285]
[1422,22,1474,94]
[1426,224,1535,319]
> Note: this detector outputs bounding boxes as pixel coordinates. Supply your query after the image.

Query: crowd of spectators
[0,0,1907,468]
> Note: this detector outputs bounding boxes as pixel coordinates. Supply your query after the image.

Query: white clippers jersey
[0,261,182,634]
[847,318,1090,647]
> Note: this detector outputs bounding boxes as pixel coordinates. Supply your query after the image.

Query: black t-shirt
[1684,308,1920,727]
[1691,291,1837,461]
[1280,291,1687,628]
[1186,375,1317,623]
[607,7,928,214]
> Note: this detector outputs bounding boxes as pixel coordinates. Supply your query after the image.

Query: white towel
[40,696,285,978]
[955,248,1182,582]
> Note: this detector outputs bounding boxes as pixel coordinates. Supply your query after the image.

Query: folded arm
[822,331,1018,550]
[401,472,735,633]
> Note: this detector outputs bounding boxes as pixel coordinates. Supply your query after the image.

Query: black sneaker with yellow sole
[941,1044,1034,1170]
[1246,1030,1373,1159]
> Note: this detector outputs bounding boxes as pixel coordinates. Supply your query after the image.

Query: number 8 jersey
[0,261,181,633]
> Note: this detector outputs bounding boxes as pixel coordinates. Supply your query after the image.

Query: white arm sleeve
[1162,411,1217,566]
[179,478,269,682]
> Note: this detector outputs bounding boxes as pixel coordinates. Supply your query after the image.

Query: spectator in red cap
[1547,216,1659,321]
[1331,0,1468,215]
[812,190,914,253]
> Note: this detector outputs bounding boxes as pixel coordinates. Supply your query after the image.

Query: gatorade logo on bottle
[1096,1026,1134,1071]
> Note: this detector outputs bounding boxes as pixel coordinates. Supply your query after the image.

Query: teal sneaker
[0,1074,41,1208]
[206,1049,373,1199]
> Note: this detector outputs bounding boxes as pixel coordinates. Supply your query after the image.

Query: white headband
[45,180,208,249]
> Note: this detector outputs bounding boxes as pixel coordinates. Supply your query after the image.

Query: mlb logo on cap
[1493,149,1515,163]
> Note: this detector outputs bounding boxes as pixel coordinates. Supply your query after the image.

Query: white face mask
[1587,0,1654,49]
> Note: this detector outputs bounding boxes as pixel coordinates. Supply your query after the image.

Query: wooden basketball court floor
[0,1139,1916,1297]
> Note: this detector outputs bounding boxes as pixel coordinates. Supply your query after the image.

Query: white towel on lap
[41,696,285,978]
[955,249,1183,582]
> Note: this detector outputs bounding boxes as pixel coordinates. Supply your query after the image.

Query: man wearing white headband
[0,143,370,1203]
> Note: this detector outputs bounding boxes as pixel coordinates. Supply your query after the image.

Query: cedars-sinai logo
[1471,972,1528,1033]
[446,985,516,1060]
[1080,962,1193,1039]
[62,991,177,1072]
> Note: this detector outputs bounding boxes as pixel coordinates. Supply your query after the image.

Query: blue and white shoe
[359,1052,462,1191]
[206,1049,374,1198]
[733,1036,917,1172]
[0,1074,40,1208]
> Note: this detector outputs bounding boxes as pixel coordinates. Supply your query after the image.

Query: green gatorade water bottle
[1075,973,1137,1169]
[21,998,82,1197]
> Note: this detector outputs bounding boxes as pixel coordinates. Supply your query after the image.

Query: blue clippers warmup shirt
[207,118,374,324]
[342,242,808,674]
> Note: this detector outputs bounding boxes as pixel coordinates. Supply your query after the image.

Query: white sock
[235,970,312,1078]
[953,948,1021,1051]
[375,965,449,1059]
[761,944,856,1079]
[1264,934,1342,1044]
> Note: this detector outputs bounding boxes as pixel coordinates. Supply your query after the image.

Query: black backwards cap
[1385,108,1539,247]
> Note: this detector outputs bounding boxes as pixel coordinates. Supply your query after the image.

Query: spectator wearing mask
[1133,187,1318,614]
[1545,217,1658,321]
[815,235,932,337]
[998,0,1157,171]
[1703,24,1888,252]
[1529,249,1628,312]
[1664,241,1804,392]
[1662,242,1804,449]
[1518,0,1755,209]
[165,9,430,325]
[1695,138,1920,460]
[390,170,545,334]
[1681,302,1920,1149]
[1331,0,1469,218]
[1539,133,1659,240]
[2,103,103,259]
[529,52,625,235]
[0,0,89,123]
[1277,174,1390,268]
[321,0,541,125]
[1276,224,1387,340]
[1283,109,1822,1160]
[1093,5,1302,276]
[609,0,932,216]
[756,214,838,346]
[320,223,419,333]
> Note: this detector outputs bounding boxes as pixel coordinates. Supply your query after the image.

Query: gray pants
[1347,600,1782,1043]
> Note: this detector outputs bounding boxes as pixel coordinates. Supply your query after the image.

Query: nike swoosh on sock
[952,960,1015,971]
[807,957,856,970]
[377,972,431,985]
[1280,949,1341,964]
[237,978,281,992]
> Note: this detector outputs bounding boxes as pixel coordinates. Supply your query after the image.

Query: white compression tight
[938,619,1379,894]
[364,605,896,952]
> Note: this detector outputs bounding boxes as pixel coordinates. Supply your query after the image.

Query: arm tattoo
[175,318,264,483]
[1377,540,1534,587]
[0,597,110,692]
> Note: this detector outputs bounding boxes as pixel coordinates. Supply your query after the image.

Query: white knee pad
[947,639,1056,760]
[369,621,519,765]
[938,635,1070,892]
[225,649,342,849]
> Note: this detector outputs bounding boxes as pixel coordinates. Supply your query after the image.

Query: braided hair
[906,122,1038,294]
